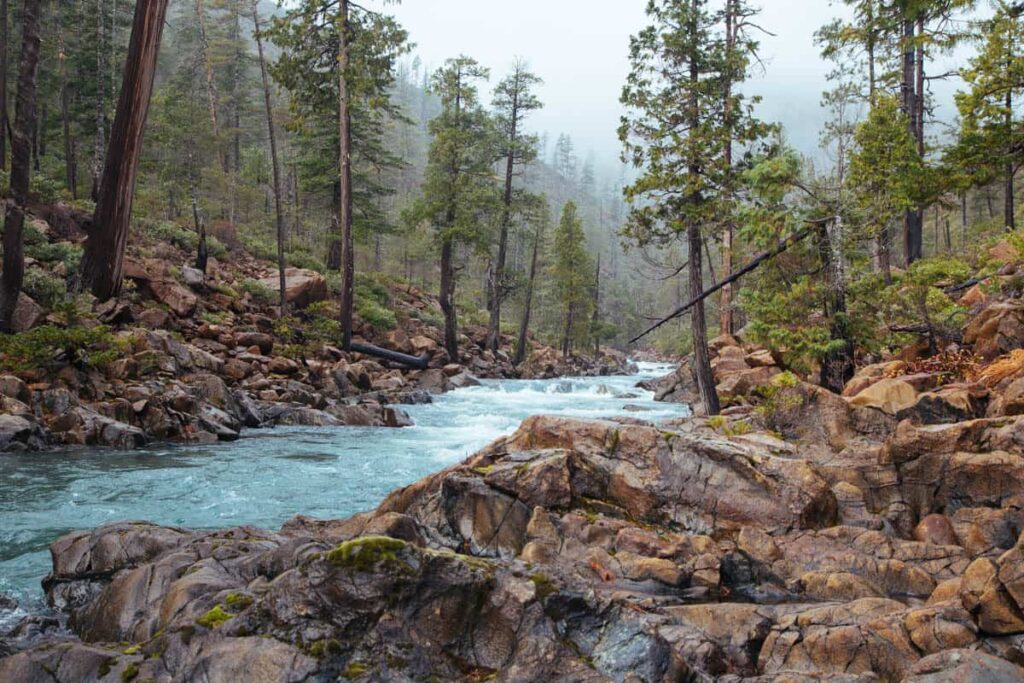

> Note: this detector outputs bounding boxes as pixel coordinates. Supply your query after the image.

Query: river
[0,361,685,624]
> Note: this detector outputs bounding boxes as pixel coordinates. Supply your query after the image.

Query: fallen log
[350,341,431,370]
[629,226,814,344]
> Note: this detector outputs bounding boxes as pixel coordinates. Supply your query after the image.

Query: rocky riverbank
[0,206,636,454]
[3,361,1024,681]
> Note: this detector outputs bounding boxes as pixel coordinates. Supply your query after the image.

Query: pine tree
[956,1,1024,231]
[266,0,408,345]
[405,56,500,361]
[551,201,593,356]
[486,60,542,354]
[621,0,765,415]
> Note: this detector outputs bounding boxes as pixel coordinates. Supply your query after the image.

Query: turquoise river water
[0,362,685,623]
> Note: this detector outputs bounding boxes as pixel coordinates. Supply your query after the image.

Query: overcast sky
[387,1,968,178]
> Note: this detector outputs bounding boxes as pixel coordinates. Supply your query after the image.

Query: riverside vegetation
[3,0,1024,681]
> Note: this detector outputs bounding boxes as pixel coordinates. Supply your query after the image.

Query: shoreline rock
[4,401,1024,681]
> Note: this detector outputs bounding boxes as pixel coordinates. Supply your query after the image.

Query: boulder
[0,414,49,452]
[181,266,205,289]
[914,514,960,547]
[150,279,198,317]
[12,293,44,332]
[905,649,1024,683]
[899,383,989,424]
[259,268,326,309]
[964,302,1024,360]
[848,377,919,414]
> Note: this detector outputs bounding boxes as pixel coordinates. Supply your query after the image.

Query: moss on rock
[195,604,233,630]
[326,536,409,572]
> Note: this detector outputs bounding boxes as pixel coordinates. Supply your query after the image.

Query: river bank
[0,364,683,635]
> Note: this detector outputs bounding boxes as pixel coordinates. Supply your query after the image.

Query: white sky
[387,0,970,177]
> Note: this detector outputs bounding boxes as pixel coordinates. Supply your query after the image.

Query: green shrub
[0,324,127,374]
[140,219,200,252]
[356,299,397,330]
[22,269,67,309]
[240,278,275,304]
[287,248,325,272]
[353,275,396,330]
[410,308,444,330]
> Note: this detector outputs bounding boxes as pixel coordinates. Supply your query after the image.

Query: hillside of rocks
[0,204,635,453]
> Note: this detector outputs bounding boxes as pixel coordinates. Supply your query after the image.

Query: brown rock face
[914,514,960,547]
[849,378,919,415]
[9,386,1024,681]
[964,302,1024,360]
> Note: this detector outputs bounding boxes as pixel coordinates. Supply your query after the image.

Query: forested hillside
[0,0,1020,402]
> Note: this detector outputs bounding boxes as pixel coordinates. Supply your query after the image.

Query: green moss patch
[529,573,557,600]
[195,605,233,630]
[120,661,140,682]
[342,660,369,679]
[224,592,254,610]
[326,536,409,572]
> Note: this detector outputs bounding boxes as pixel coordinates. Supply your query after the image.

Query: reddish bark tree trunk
[78,0,169,301]
[0,0,42,332]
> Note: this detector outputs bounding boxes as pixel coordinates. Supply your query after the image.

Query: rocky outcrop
[7,409,1024,681]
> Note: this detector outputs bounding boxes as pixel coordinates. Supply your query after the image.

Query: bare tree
[253,0,288,314]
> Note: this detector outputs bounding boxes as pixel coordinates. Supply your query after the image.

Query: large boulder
[848,377,919,415]
[259,268,327,309]
[379,415,838,538]
[0,414,49,452]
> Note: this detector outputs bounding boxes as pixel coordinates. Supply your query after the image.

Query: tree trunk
[338,0,354,350]
[187,151,207,273]
[59,28,77,199]
[253,2,287,315]
[688,219,719,415]
[514,219,542,366]
[901,14,923,265]
[487,78,519,354]
[1007,86,1016,231]
[592,253,601,356]
[720,0,736,336]
[562,303,575,357]
[0,0,7,170]
[195,0,227,173]
[818,218,854,393]
[78,0,170,301]
[0,0,41,333]
[687,0,718,416]
[440,236,459,362]
[90,0,107,201]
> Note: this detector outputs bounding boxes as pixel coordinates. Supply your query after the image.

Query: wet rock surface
[5,400,1024,681]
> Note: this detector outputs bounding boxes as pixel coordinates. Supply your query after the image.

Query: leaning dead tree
[77,0,170,301]
[630,226,814,344]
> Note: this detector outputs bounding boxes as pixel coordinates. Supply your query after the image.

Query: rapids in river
[0,361,685,622]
